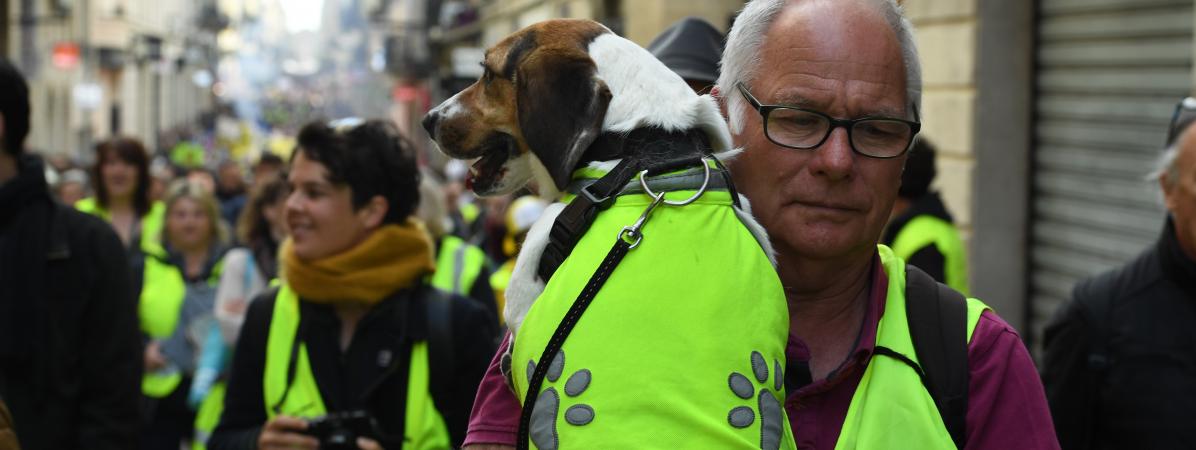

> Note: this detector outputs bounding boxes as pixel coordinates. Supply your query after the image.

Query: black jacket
[0,155,141,450]
[209,284,498,449]
[1041,217,1196,450]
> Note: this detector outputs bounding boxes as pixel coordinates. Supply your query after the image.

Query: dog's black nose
[421,112,439,138]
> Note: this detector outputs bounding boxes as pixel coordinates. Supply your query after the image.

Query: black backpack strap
[424,287,455,401]
[904,264,969,449]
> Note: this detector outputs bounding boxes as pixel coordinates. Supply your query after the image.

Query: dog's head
[422,19,613,196]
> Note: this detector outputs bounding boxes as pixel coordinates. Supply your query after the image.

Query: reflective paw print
[727,351,785,450]
[528,350,594,450]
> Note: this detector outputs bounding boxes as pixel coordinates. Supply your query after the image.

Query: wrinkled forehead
[483,20,609,76]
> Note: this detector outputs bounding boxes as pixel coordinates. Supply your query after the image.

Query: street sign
[52,42,81,70]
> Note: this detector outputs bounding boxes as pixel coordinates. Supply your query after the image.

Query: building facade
[5,0,219,160]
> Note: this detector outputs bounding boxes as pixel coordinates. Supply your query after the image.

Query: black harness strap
[536,128,711,282]
[516,237,633,450]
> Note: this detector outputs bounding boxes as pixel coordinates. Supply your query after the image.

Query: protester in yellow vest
[883,137,970,294]
[191,176,291,450]
[489,196,548,327]
[418,172,499,321]
[208,119,498,450]
[76,136,166,256]
[141,180,230,450]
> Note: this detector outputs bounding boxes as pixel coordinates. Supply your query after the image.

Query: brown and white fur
[423,19,772,332]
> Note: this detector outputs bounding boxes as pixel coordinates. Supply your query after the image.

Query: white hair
[717,0,923,134]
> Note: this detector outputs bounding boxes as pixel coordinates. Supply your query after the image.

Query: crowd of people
[0,0,1193,449]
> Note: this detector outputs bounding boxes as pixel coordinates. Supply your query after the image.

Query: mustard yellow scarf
[281,222,436,305]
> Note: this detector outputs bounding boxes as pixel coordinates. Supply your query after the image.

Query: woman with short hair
[209,119,497,450]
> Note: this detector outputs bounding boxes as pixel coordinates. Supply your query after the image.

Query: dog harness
[512,130,796,450]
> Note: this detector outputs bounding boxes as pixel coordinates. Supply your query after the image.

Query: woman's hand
[257,415,318,450]
[144,341,166,371]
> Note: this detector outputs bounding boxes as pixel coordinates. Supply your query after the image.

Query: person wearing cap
[881,137,969,293]
[1041,97,1196,449]
[488,195,548,327]
[647,17,724,94]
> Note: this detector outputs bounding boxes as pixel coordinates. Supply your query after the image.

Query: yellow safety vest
[139,252,224,398]
[263,285,452,449]
[192,382,226,450]
[890,215,970,295]
[835,245,988,449]
[75,198,166,255]
[489,260,515,326]
[431,235,486,296]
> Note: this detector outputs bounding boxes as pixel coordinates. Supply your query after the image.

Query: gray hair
[717,0,923,134]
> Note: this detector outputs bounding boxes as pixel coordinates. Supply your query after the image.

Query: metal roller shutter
[1030,0,1191,347]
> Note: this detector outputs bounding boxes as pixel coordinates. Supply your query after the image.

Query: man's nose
[422,111,440,138]
[811,128,855,180]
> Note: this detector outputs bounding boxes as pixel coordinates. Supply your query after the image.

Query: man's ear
[516,49,611,190]
[358,195,390,229]
[710,86,728,121]
[1160,172,1177,212]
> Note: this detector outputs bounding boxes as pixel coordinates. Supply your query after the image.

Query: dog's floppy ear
[516,49,611,190]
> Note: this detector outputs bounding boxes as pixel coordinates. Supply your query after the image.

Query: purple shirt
[463,257,1060,449]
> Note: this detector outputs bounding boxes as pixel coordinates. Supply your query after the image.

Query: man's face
[728,0,909,263]
[1164,131,1196,259]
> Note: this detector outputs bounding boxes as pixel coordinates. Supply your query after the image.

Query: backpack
[903,264,969,449]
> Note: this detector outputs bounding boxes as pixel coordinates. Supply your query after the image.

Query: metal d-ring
[638,157,713,206]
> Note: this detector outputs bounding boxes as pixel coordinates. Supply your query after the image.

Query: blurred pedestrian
[1042,97,1196,449]
[0,56,140,450]
[881,137,969,293]
[252,153,285,188]
[77,136,166,252]
[209,119,497,450]
[647,16,724,94]
[54,168,89,206]
[487,195,547,327]
[141,179,231,449]
[216,160,249,229]
[419,172,499,322]
[190,175,291,449]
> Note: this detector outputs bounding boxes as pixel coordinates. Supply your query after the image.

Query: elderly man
[1042,98,1196,449]
[464,1,1057,449]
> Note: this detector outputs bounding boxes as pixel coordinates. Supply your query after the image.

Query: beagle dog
[424,19,793,449]
[423,19,771,331]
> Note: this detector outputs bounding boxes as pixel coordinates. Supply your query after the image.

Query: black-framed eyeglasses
[736,82,921,159]
[1166,97,1196,146]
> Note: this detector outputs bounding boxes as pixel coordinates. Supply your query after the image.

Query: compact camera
[303,410,379,450]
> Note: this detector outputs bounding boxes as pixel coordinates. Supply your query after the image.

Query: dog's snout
[421,111,440,138]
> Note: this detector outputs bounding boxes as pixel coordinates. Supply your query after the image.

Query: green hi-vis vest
[192,382,226,450]
[263,285,452,449]
[75,198,166,255]
[890,215,969,295]
[511,167,796,450]
[140,253,224,398]
[490,260,515,326]
[835,245,989,450]
[431,235,486,296]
